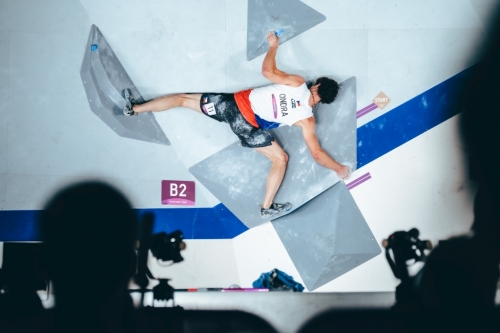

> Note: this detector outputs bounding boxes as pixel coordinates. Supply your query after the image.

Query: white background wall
[1,0,497,292]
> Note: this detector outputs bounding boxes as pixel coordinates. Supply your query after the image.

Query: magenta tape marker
[346,172,372,190]
[272,94,277,119]
[356,103,378,119]
[357,103,376,114]
[221,288,269,292]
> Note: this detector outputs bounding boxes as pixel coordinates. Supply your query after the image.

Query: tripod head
[382,228,432,281]
[134,213,186,306]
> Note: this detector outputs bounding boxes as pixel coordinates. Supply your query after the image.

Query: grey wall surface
[247,0,326,61]
[81,25,170,146]
[273,181,381,291]
[190,77,357,228]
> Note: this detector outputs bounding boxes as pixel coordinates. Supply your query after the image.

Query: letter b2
[170,183,178,196]
[162,180,195,206]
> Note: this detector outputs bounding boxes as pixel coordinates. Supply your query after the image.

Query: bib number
[204,102,216,116]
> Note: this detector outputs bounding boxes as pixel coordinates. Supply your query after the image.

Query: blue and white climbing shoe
[260,202,292,218]
[123,88,137,116]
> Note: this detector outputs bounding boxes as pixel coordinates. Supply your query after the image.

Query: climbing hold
[274,29,284,37]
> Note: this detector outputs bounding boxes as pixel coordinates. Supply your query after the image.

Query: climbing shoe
[260,202,292,218]
[123,88,137,116]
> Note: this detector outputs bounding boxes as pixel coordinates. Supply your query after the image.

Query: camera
[383,228,432,308]
[150,230,186,263]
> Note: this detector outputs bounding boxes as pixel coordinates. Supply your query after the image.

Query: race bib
[203,102,216,116]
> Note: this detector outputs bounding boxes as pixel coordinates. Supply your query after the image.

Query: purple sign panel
[161,180,195,206]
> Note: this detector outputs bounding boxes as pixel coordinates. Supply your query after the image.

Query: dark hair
[315,77,339,104]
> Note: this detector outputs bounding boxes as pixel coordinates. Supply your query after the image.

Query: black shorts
[199,93,274,148]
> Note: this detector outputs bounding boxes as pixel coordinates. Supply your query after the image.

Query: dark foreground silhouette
[0,182,277,333]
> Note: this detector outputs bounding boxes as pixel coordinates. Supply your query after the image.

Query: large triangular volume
[273,185,343,289]
[246,0,326,61]
[80,25,170,145]
[273,182,381,291]
[312,253,379,290]
[188,77,357,229]
[188,170,265,229]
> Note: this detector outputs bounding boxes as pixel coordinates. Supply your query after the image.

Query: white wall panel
[148,240,241,289]
[232,222,305,289]
[360,28,485,126]
[80,0,226,33]
[0,0,89,35]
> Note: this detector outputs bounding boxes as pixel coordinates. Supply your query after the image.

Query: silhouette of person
[0,243,47,332]
[413,4,500,312]
[41,181,138,333]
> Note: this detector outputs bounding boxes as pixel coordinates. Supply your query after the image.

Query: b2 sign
[161,180,195,206]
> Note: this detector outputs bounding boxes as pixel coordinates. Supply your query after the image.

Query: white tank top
[249,83,313,128]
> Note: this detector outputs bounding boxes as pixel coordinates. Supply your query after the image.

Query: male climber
[123,32,350,218]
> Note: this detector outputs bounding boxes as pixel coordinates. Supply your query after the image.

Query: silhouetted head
[459,6,500,245]
[41,181,137,304]
[309,77,339,105]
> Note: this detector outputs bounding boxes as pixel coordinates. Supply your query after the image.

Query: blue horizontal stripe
[0,204,248,241]
[357,66,472,168]
[0,210,42,241]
